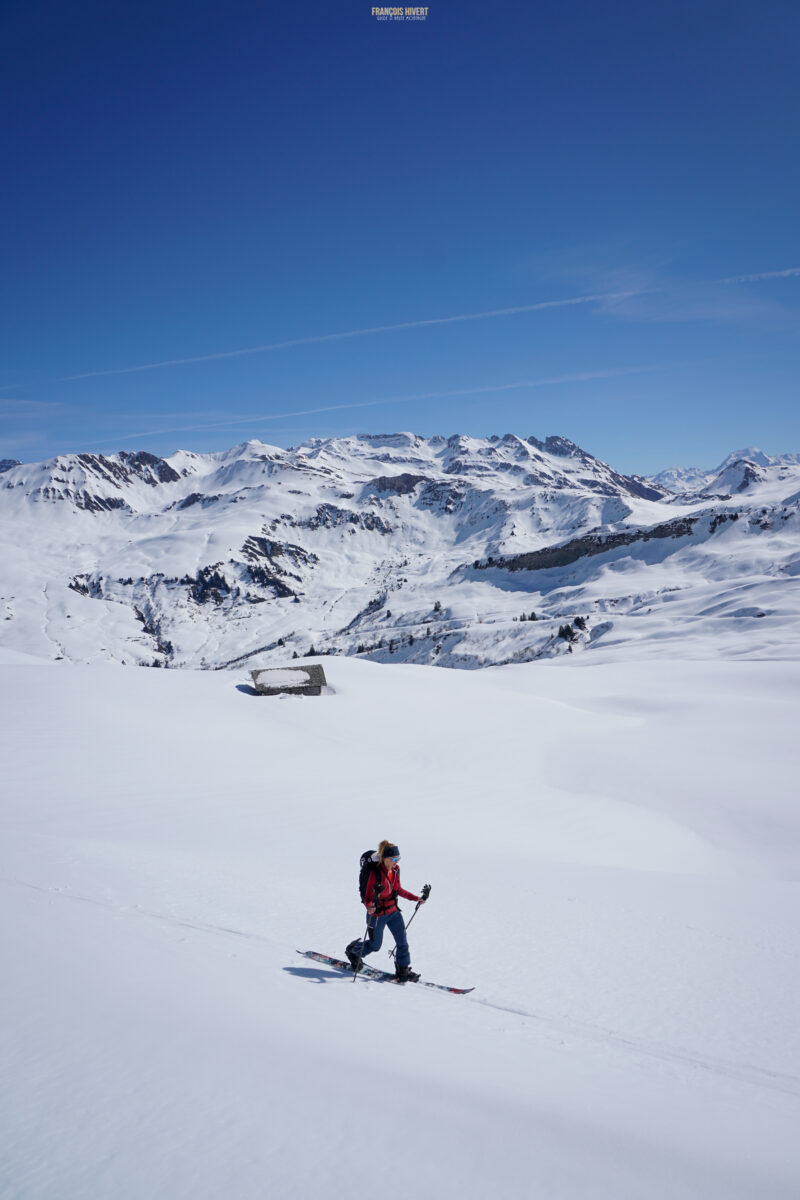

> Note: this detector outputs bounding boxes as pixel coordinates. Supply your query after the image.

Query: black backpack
[358,849,379,902]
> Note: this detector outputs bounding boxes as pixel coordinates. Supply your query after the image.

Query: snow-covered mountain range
[1,432,799,668]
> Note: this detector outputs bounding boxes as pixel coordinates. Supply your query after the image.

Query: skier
[346,841,426,982]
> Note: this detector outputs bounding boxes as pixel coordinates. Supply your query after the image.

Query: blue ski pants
[352,909,410,969]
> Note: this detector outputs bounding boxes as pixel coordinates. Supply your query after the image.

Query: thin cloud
[0,432,46,456]
[596,266,800,325]
[720,267,800,284]
[0,398,64,416]
[598,282,763,325]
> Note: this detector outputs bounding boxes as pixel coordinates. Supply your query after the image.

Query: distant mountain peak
[542,435,582,458]
[705,458,766,495]
[652,445,800,496]
[717,447,772,471]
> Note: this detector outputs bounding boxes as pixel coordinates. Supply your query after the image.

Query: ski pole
[390,883,431,961]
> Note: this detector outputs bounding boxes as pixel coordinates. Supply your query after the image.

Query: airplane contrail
[56,290,641,382]
[78,361,674,446]
[36,265,800,386]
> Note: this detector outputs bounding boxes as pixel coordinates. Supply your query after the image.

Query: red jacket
[364,865,419,915]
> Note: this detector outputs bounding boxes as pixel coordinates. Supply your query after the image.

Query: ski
[297,951,474,994]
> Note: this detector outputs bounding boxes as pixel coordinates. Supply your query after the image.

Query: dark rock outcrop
[370,473,429,495]
[476,515,700,573]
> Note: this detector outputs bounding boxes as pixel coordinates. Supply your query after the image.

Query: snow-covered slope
[1,654,798,1198]
[1,433,799,668]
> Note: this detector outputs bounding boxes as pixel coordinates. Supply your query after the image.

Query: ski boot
[395,965,420,983]
[345,942,363,973]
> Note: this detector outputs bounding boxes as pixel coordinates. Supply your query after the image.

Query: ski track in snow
[469,995,800,1100]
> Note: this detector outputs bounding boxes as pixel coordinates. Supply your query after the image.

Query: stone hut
[249,665,327,696]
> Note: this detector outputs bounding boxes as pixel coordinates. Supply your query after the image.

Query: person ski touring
[346,841,426,982]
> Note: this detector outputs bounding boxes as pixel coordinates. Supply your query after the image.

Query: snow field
[1,653,799,1198]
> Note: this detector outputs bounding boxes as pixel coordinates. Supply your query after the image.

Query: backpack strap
[371,864,400,915]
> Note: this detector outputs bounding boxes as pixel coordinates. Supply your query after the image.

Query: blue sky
[1,0,798,475]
